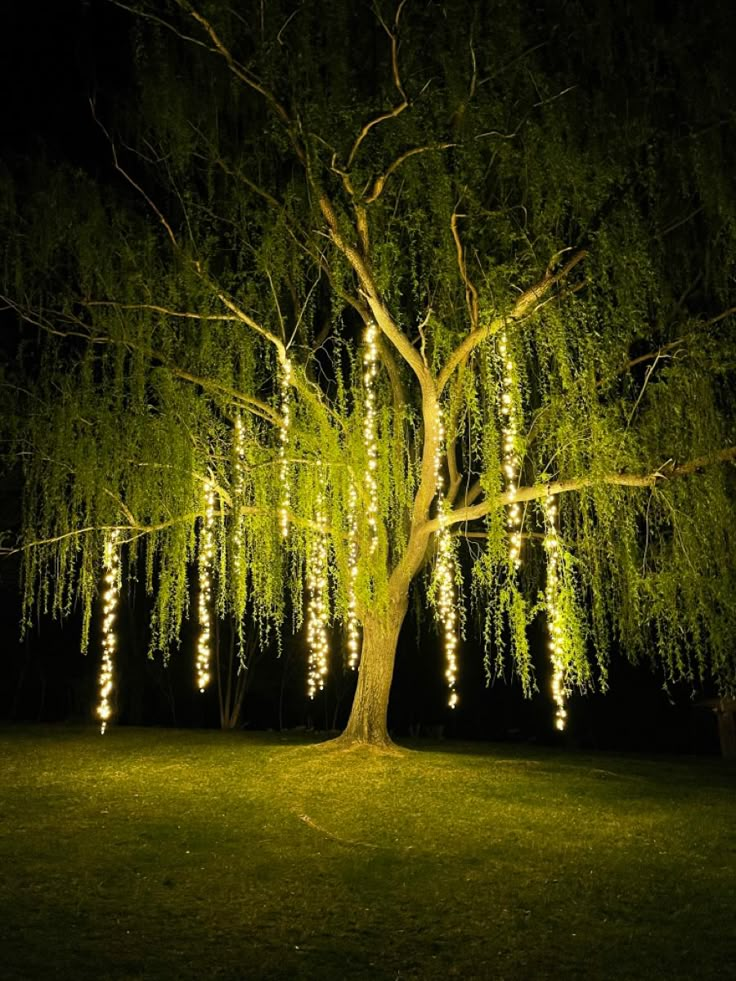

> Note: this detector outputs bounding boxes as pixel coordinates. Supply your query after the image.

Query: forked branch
[346,0,409,169]
[438,248,588,391]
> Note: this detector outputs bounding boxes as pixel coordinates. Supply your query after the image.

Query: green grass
[0,727,733,980]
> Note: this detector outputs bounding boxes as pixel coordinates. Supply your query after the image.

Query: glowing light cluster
[278,357,292,539]
[346,480,361,669]
[306,491,330,698]
[97,529,120,735]
[498,331,522,568]
[196,481,216,692]
[363,322,380,554]
[233,414,246,584]
[433,405,459,709]
[543,492,567,731]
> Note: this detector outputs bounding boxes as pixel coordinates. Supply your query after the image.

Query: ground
[0,726,733,980]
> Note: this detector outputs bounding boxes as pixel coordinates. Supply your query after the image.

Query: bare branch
[365,143,456,204]
[450,210,479,332]
[605,305,736,383]
[704,305,736,328]
[91,100,179,250]
[376,334,408,412]
[346,0,409,169]
[533,84,577,108]
[82,301,241,323]
[346,103,409,172]
[174,1,294,133]
[208,150,283,210]
[109,0,213,50]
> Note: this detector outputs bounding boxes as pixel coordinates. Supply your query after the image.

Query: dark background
[0,0,724,753]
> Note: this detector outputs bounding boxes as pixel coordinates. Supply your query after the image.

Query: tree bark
[338,593,408,748]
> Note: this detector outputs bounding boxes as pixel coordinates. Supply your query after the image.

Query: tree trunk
[339,593,408,748]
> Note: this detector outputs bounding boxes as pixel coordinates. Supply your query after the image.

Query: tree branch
[316,192,429,388]
[434,445,736,532]
[604,305,736,384]
[345,0,409,169]
[438,248,588,392]
[450,210,479,332]
[91,100,180,250]
[365,143,456,204]
[174,1,295,135]
[82,301,242,323]
[10,301,283,427]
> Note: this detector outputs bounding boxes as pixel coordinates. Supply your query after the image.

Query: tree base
[309,731,406,757]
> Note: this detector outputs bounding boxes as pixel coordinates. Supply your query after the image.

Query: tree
[2,0,736,748]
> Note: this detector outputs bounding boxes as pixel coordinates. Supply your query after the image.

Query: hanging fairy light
[232,414,246,585]
[363,321,380,554]
[346,479,361,669]
[543,491,567,731]
[196,480,216,692]
[306,489,330,697]
[278,357,292,539]
[498,331,523,568]
[97,529,121,735]
[433,403,459,709]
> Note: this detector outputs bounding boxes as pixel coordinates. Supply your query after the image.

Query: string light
[196,480,216,692]
[543,491,567,731]
[97,529,120,735]
[498,331,523,568]
[278,357,292,539]
[233,414,246,586]
[346,480,361,669]
[306,489,330,697]
[363,321,380,554]
[433,403,459,709]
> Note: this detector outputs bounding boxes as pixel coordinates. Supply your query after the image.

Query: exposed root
[308,733,407,757]
[296,812,382,849]
[295,812,413,853]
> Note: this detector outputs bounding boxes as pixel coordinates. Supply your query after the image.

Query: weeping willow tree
[2,0,736,747]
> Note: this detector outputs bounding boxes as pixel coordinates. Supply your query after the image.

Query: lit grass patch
[0,727,733,980]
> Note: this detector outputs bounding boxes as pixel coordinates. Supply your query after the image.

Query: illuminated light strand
[346,480,361,669]
[498,331,523,568]
[232,415,246,585]
[306,490,330,698]
[278,357,292,539]
[97,529,121,735]
[196,480,216,692]
[363,322,380,554]
[543,492,567,731]
[433,404,459,709]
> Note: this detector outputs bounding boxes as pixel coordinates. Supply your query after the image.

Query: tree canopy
[2,0,736,744]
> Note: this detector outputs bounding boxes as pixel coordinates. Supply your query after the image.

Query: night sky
[0,0,729,754]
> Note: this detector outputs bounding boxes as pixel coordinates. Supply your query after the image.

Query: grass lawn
[0,727,733,980]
